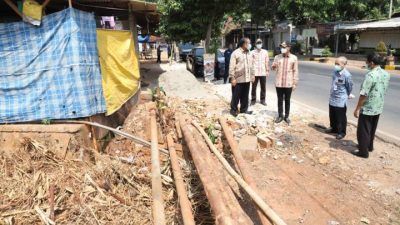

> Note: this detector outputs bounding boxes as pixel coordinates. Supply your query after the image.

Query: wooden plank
[166,134,195,225]
[150,109,166,225]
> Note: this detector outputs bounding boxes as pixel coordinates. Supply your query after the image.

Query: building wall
[360,31,400,48]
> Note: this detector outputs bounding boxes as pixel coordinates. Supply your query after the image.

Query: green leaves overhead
[157,0,399,42]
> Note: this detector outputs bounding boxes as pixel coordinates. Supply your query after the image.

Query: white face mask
[247,44,252,50]
[256,44,262,49]
[281,48,288,54]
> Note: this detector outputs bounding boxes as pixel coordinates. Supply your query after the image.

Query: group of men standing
[228,37,298,125]
[226,37,390,159]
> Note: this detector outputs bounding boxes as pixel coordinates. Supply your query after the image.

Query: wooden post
[4,0,23,18]
[166,134,195,225]
[150,109,166,225]
[179,118,237,225]
[218,117,287,225]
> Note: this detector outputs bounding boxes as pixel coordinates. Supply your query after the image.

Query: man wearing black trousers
[229,38,254,116]
[353,53,390,158]
[224,43,234,84]
[251,39,270,105]
[272,41,299,124]
[326,56,353,140]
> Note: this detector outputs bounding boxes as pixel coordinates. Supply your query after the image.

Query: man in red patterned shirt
[271,41,299,124]
[251,39,270,106]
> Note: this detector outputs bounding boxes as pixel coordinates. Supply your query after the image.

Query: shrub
[321,46,333,57]
[375,41,387,56]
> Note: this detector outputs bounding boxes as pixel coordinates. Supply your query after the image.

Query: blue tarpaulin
[0,8,106,123]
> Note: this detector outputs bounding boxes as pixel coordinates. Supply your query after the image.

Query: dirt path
[141,61,400,225]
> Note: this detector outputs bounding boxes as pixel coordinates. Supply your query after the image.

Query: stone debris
[238,135,259,162]
[360,217,370,224]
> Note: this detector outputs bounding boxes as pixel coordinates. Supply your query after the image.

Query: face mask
[281,48,287,54]
[366,63,371,70]
[247,44,252,50]
[334,65,343,72]
[256,44,262,49]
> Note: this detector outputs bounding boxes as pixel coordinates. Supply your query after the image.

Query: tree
[158,0,244,51]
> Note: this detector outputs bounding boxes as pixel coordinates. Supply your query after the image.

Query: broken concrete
[238,135,259,162]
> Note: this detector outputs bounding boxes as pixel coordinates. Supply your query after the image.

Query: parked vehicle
[186,47,205,77]
[214,49,225,78]
[179,43,194,61]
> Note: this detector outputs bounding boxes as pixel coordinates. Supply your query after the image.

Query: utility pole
[389,0,393,18]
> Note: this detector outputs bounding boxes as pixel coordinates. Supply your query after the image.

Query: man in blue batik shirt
[326,56,353,140]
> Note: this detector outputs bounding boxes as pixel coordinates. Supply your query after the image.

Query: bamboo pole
[150,109,166,225]
[3,0,23,18]
[217,118,287,225]
[56,120,170,156]
[179,118,237,225]
[166,134,195,225]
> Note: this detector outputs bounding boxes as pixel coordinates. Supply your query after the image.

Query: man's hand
[231,79,237,87]
[353,108,360,118]
[251,77,255,83]
[292,85,297,91]
[271,63,277,71]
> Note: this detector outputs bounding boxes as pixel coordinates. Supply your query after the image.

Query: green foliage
[376,41,388,56]
[41,119,51,125]
[205,124,217,144]
[158,0,243,45]
[321,46,333,57]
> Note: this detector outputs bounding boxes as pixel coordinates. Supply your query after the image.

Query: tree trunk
[205,15,215,53]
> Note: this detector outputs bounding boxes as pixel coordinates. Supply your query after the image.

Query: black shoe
[284,117,291,125]
[351,151,369,158]
[325,128,337,134]
[230,110,238,117]
[261,102,267,106]
[250,101,256,105]
[242,111,253,115]
[336,134,345,140]
[275,117,284,123]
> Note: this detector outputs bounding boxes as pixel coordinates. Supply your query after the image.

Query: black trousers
[251,76,266,103]
[276,87,292,118]
[231,82,250,113]
[329,105,347,136]
[224,65,229,83]
[157,54,161,63]
[357,113,380,157]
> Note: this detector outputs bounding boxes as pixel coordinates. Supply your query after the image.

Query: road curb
[292,99,400,147]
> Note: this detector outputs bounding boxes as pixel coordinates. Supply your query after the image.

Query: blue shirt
[329,68,353,107]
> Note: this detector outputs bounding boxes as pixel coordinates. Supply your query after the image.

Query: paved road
[266,61,400,135]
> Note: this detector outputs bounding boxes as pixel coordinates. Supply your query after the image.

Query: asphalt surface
[266,61,400,136]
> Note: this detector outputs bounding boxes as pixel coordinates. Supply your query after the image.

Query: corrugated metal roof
[335,17,400,32]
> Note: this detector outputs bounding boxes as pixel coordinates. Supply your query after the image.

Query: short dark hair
[238,37,249,48]
[367,53,382,65]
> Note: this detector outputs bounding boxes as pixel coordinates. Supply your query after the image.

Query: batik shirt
[229,48,255,83]
[273,53,299,88]
[329,68,353,107]
[251,49,270,76]
[360,66,390,116]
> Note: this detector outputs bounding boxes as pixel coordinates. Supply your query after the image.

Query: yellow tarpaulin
[23,0,42,21]
[97,29,140,115]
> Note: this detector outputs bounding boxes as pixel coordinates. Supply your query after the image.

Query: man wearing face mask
[353,53,390,158]
[326,56,353,140]
[251,39,270,106]
[229,37,255,116]
[272,41,299,124]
